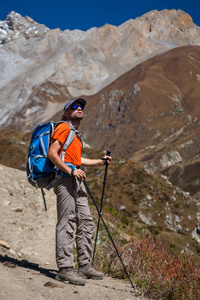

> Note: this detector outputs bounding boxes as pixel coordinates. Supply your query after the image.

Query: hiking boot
[78,264,104,280]
[55,267,86,285]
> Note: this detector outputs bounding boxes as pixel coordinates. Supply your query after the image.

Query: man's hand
[101,155,112,165]
[73,168,86,180]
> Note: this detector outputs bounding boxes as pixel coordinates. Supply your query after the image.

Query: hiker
[48,98,112,286]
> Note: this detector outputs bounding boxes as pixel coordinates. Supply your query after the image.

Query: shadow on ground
[0,254,57,279]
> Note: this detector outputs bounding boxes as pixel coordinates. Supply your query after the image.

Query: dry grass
[94,232,200,300]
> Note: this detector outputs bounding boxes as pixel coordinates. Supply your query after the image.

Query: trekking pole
[41,188,47,211]
[79,167,135,290]
[93,150,111,263]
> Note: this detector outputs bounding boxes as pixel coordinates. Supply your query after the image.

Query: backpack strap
[46,121,79,190]
[60,122,76,162]
[56,121,83,161]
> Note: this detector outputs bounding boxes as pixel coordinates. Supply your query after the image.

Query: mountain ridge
[0,9,199,130]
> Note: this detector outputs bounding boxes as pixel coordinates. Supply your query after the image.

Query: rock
[119,206,126,211]
[196,225,200,235]
[3,261,16,268]
[11,207,23,212]
[9,248,16,255]
[191,226,200,243]
[44,281,63,288]
[0,240,11,249]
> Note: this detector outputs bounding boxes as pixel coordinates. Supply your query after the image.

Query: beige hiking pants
[54,176,94,269]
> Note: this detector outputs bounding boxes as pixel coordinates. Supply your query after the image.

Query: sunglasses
[70,104,85,110]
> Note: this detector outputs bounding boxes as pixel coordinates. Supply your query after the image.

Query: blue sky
[1,0,200,31]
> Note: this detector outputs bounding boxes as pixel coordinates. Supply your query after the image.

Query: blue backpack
[27,121,76,191]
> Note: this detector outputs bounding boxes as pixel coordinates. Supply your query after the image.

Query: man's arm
[48,140,86,180]
[81,155,112,167]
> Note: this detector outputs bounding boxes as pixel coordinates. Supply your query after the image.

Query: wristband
[71,169,74,176]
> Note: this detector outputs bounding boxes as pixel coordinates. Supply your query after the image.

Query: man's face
[65,102,84,121]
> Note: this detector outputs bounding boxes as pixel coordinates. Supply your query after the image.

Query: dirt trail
[0,164,146,300]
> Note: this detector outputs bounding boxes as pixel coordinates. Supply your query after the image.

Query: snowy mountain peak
[0,11,49,44]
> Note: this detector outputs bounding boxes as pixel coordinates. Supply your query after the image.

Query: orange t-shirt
[52,122,82,167]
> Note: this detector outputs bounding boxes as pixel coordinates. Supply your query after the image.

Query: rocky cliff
[0,9,199,130]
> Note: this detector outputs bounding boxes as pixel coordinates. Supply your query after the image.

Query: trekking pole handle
[101,151,111,165]
[105,151,111,165]
[77,165,84,171]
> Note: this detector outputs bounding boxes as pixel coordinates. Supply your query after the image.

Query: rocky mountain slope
[0,9,199,130]
[78,45,200,198]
